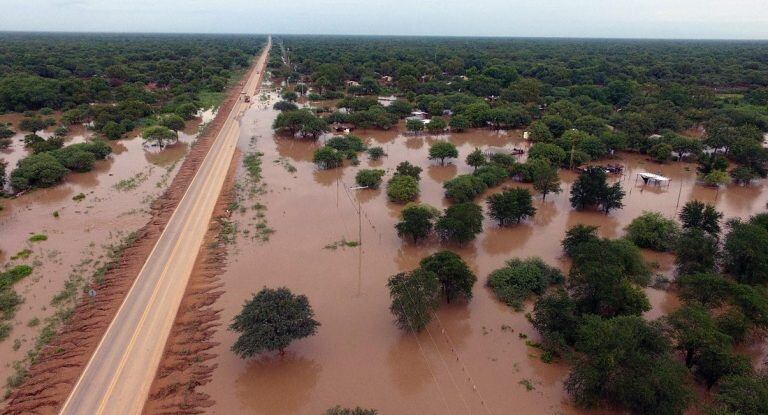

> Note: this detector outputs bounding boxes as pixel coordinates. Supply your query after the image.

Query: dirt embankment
[142,150,240,414]
[2,61,259,415]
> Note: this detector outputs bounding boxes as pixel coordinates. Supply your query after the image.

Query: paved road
[59,37,271,415]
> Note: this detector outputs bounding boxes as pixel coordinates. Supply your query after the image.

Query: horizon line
[0,29,767,42]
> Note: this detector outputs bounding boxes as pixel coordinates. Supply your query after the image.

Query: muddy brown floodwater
[200,90,768,415]
[0,109,215,392]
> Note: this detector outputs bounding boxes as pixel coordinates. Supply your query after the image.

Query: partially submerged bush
[487,257,564,310]
[355,169,385,189]
[443,174,487,203]
[474,164,508,187]
[396,203,440,243]
[387,174,419,203]
[10,153,69,190]
[313,146,343,169]
[625,211,681,252]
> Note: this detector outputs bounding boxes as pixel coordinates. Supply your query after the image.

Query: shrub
[10,153,69,190]
[624,211,681,252]
[474,164,508,187]
[324,407,378,415]
[387,174,419,203]
[487,257,564,310]
[326,134,366,155]
[395,161,422,179]
[367,146,385,160]
[0,265,33,290]
[443,174,487,203]
[313,147,343,169]
[355,169,385,189]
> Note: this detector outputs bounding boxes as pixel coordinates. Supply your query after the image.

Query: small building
[410,111,427,120]
[345,80,360,87]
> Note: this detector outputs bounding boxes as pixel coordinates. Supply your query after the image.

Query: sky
[1,0,768,40]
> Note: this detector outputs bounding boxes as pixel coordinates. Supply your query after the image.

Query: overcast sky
[1,0,768,39]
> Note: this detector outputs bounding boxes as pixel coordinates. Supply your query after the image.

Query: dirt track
[2,38,270,415]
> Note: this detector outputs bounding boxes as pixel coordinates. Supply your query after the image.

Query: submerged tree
[428,141,458,165]
[435,202,484,244]
[387,269,440,332]
[142,125,177,148]
[487,188,536,225]
[419,251,476,303]
[230,287,320,357]
[395,203,440,243]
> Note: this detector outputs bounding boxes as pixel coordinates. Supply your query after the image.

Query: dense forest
[271,36,768,185]
[0,33,265,192]
[268,36,768,415]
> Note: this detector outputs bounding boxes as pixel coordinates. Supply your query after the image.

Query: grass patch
[0,265,33,290]
[197,91,226,110]
[243,152,264,182]
[114,169,152,192]
[324,238,360,250]
[28,234,47,242]
[10,249,32,261]
[518,378,535,391]
[72,193,86,202]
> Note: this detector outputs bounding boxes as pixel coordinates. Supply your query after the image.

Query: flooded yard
[202,89,768,414]
[0,110,214,388]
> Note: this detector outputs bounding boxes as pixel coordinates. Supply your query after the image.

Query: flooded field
[202,89,768,414]
[0,110,215,387]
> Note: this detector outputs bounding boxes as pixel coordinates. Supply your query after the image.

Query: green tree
[10,153,68,191]
[531,289,579,353]
[570,166,624,214]
[713,372,768,415]
[528,121,554,142]
[419,251,476,303]
[449,115,470,132]
[465,148,486,171]
[435,202,483,244]
[531,159,561,201]
[723,218,768,285]
[355,169,385,189]
[679,200,722,237]
[395,161,422,180]
[487,188,536,225]
[650,142,673,163]
[142,125,177,148]
[528,142,567,166]
[675,229,719,275]
[426,117,447,133]
[624,211,681,252]
[488,257,564,310]
[664,303,730,368]
[230,287,320,357]
[405,119,424,133]
[159,113,185,135]
[566,316,692,415]
[562,224,599,257]
[18,118,45,133]
[428,141,458,165]
[396,203,439,243]
[386,174,419,203]
[387,269,439,332]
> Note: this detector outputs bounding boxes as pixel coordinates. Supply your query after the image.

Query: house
[378,96,397,107]
[410,111,427,120]
[345,80,360,87]
[380,75,393,84]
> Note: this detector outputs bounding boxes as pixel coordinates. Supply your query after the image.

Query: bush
[326,134,366,155]
[624,211,681,252]
[395,161,422,179]
[443,174,487,202]
[273,100,298,111]
[487,257,564,310]
[367,146,385,160]
[51,147,96,172]
[313,147,343,169]
[355,169,385,189]
[0,265,33,290]
[387,174,419,203]
[474,164,508,187]
[324,407,378,415]
[10,153,69,190]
